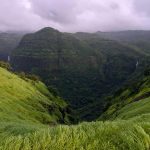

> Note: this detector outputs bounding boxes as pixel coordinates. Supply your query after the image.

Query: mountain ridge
[11,27,150,120]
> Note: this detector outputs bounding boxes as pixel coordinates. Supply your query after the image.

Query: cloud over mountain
[0,0,150,32]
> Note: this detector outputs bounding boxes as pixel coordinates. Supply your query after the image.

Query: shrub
[17,72,41,82]
[144,68,150,76]
[0,61,12,70]
[47,86,60,97]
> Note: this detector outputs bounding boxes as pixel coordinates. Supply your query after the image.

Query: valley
[0,65,150,149]
[0,28,150,149]
[11,27,150,121]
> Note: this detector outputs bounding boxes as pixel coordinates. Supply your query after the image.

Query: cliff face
[12,28,98,72]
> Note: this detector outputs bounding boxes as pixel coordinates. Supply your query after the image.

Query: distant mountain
[0,32,25,61]
[11,27,150,121]
[74,30,150,56]
[96,30,150,55]
[96,30,150,41]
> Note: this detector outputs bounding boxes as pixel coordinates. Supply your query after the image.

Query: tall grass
[0,121,150,150]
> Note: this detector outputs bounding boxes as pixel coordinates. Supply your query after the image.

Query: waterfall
[136,60,139,68]
[8,55,10,62]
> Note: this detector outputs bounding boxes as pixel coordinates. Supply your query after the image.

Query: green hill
[1,67,150,149]
[75,30,150,56]
[11,27,150,121]
[96,30,150,56]
[96,30,150,42]
[0,67,73,128]
[100,69,150,121]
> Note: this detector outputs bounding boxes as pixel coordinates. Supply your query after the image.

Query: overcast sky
[0,0,150,32]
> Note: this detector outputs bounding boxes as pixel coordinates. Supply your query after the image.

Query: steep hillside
[11,27,150,121]
[100,68,150,121]
[0,67,73,127]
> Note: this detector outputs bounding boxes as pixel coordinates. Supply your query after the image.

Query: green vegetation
[100,69,150,120]
[1,28,150,149]
[0,66,150,149]
[16,71,41,82]
[0,67,73,127]
[95,30,150,56]
[0,61,11,70]
[1,121,150,150]
[11,27,150,121]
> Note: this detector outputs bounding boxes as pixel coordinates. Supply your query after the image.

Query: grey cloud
[134,0,150,16]
[110,2,120,10]
[0,0,150,32]
[30,0,78,24]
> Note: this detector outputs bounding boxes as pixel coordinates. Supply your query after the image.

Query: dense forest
[11,28,150,120]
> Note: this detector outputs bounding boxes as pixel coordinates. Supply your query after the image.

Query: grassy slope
[0,67,72,138]
[100,75,150,120]
[116,97,150,121]
[0,67,150,149]
[99,77,150,121]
